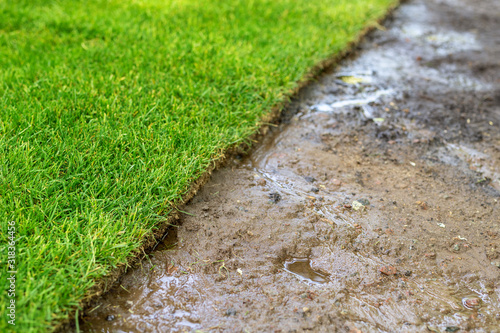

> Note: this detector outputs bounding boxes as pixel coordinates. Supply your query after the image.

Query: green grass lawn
[0,0,396,331]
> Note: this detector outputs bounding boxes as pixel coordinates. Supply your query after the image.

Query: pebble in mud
[304,176,316,183]
[357,198,370,206]
[225,308,237,316]
[352,200,365,211]
[462,297,481,309]
[105,315,115,321]
[257,178,267,186]
[379,265,398,275]
[331,179,342,187]
[268,192,281,203]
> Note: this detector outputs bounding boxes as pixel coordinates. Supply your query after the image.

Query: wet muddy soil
[81,0,500,331]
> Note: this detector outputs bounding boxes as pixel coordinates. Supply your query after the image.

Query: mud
[81,0,500,331]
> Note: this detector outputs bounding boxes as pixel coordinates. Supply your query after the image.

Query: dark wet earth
[81,0,500,331]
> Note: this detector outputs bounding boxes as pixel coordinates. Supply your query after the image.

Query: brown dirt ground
[80,0,500,331]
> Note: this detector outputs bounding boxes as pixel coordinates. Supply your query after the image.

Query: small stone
[452,244,460,252]
[225,308,237,316]
[304,176,316,183]
[424,253,436,259]
[331,179,342,186]
[303,307,310,313]
[257,178,267,186]
[404,270,412,277]
[269,192,281,204]
[445,327,460,332]
[311,187,319,193]
[106,315,115,321]
[379,265,398,275]
[416,201,428,210]
[201,205,209,211]
[352,200,365,211]
[357,198,370,206]
[463,297,481,309]
[491,261,500,268]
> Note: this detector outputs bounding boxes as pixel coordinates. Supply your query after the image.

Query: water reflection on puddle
[284,258,329,284]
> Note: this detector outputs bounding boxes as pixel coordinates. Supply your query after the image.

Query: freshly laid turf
[0,0,396,331]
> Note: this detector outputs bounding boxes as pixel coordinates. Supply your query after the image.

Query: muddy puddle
[284,258,329,285]
[81,0,500,331]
